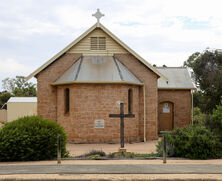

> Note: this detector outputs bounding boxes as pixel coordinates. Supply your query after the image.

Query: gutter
[51,81,143,86]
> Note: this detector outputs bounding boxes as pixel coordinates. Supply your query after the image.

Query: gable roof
[157,67,196,90]
[26,23,167,80]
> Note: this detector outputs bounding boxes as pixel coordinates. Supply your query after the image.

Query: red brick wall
[36,53,82,121]
[115,54,159,140]
[37,52,159,142]
[158,90,191,129]
[57,84,140,143]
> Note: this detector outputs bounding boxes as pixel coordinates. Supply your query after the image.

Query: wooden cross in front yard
[109,103,135,148]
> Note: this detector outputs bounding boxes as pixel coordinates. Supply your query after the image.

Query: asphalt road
[0,164,221,174]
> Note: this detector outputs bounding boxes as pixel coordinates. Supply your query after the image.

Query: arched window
[128,89,133,114]
[64,88,70,114]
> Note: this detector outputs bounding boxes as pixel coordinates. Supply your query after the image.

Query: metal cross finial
[92,9,104,27]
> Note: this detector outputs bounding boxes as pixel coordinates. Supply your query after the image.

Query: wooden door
[159,102,173,132]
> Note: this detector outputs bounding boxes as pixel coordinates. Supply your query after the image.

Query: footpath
[0,159,221,180]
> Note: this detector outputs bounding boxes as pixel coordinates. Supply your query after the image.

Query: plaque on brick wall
[94,119,104,128]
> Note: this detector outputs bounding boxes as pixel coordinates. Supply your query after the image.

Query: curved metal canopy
[53,56,142,85]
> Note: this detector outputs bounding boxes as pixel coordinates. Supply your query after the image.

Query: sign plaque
[162,103,170,113]
[94,119,104,128]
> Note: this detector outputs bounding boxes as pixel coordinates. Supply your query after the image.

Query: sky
[0,0,222,91]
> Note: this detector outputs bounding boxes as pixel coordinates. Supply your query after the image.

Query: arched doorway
[158,102,174,132]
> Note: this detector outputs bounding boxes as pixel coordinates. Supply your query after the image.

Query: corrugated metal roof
[54,56,142,85]
[8,97,37,103]
[157,67,196,90]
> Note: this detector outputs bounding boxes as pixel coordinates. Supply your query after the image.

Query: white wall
[7,102,37,122]
[0,109,7,123]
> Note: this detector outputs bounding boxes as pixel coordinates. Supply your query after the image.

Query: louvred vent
[90,37,106,50]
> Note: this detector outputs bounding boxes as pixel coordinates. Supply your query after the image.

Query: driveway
[66,140,159,156]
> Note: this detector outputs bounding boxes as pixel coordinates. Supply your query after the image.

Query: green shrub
[206,102,222,156]
[156,126,220,159]
[207,102,222,139]
[156,132,175,157]
[193,107,207,126]
[0,116,67,161]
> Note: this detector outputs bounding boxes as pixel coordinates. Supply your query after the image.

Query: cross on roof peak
[92,9,104,27]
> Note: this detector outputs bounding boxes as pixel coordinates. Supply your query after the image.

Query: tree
[193,91,207,113]
[184,49,222,113]
[2,76,36,97]
[0,91,13,108]
[193,107,207,126]
[207,97,222,139]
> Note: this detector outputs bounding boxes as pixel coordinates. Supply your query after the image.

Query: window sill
[64,112,70,117]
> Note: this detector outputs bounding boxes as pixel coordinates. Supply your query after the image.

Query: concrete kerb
[0,174,222,181]
[0,159,222,165]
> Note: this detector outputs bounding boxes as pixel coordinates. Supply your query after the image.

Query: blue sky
[0,0,222,91]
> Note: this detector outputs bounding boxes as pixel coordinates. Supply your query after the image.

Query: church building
[27,10,195,143]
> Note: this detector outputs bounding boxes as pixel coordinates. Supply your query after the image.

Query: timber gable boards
[67,28,128,55]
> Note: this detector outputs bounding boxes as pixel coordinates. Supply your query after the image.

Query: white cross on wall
[92,9,104,27]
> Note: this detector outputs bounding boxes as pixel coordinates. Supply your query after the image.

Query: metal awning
[53,56,142,85]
